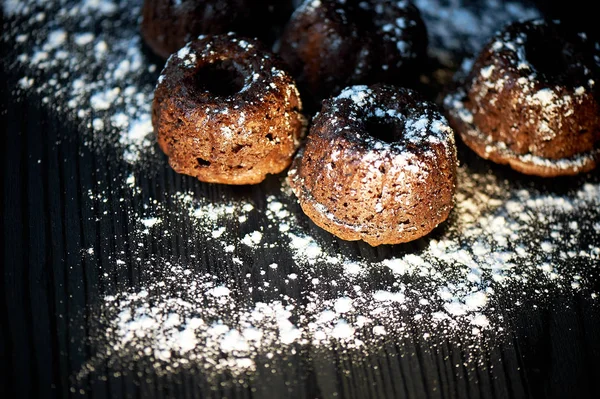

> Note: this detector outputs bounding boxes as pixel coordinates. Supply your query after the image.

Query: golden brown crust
[152,34,306,185]
[444,19,600,177]
[141,0,289,59]
[288,84,457,246]
[447,111,599,177]
[277,0,427,106]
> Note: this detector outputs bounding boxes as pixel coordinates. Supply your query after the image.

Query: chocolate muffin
[153,33,307,185]
[141,0,287,59]
[277,0,428,106]
[288,84,457,246]
[444,19,600,177]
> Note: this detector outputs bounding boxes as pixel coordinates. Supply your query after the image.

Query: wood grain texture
[2,5,600,399]
[2,65,600,399]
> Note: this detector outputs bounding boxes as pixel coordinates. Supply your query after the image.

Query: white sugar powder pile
[77,167,599,379]
[5,0,157,164]
[5,0,599,384]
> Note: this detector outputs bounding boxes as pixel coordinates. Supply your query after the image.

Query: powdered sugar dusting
[5,0,158,164]
[5,0,599,387]
[335,85,454,150]
[415,0,541,65]
[443,19,600,174]
[75,164,600,380]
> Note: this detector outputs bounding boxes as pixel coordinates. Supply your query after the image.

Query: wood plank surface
[2,1,600,398]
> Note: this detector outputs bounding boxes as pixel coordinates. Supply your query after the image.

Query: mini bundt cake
[153,33,307,185]
[444,19,600,177]
[141,0,286,59]
[288,84,457,246]
[277,0,428,106]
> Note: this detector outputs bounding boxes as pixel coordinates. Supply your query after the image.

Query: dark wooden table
[2,1,600,398]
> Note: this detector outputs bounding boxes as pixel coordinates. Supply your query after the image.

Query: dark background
[2,1,600,398]
[537,0,600,40]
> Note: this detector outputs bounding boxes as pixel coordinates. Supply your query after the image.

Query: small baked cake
[288,84,457,246]
[277,0,427,106]
[141,0,284,59]
[153,34,307,185]
[444,19,600,177]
